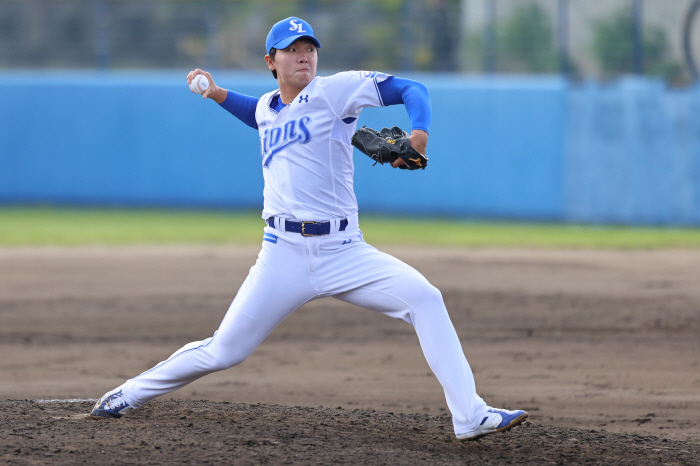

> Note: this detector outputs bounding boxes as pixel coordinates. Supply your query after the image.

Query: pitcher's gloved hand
[351,126,428,170]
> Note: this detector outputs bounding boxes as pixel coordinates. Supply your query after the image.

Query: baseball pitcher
[89,16,527,441]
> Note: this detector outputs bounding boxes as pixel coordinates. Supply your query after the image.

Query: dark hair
[269,48,278,79]
[267,41,318,80]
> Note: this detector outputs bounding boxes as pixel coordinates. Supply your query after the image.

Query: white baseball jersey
[112,70,493,438]
[255,71,391,221]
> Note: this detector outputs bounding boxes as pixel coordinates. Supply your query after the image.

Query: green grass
[0,208,266,246]
[1,207,700,249]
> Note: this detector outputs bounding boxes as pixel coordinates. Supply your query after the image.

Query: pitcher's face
[266,39,318,91]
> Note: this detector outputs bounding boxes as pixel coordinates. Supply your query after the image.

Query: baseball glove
[351,126,428,170]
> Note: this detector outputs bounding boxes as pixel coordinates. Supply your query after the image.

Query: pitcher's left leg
[325,244,489,436]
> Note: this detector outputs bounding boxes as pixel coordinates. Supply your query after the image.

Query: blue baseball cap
[265,17,321,54]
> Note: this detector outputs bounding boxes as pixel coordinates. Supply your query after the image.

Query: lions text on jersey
[255,71,390,222]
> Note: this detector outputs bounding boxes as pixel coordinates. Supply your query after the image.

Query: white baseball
[189,74,210,95]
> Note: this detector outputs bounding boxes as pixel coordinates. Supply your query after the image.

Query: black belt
[267,217,348,237]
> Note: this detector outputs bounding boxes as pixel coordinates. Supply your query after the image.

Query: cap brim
[272,34,321,52]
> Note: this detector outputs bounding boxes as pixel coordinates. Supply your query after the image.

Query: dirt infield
[1,246,699,464]
[2,400,699,465]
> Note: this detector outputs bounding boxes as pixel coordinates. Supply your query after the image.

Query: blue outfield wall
[564,78,700,225]
[0,72,267,209]
[0,72,698,225]
[360,77,566,219]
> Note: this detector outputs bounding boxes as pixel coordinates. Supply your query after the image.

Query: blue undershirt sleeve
[376,77,431,134]
[218,90,259,130]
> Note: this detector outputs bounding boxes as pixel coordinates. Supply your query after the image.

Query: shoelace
[105,394,127,410]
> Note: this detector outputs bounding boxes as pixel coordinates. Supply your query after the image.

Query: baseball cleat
[456,407,528,441]
[90,388,133,419]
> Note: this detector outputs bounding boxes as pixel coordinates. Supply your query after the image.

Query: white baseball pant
[120,214,488,435]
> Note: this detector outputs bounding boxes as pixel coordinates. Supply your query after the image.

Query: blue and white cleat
[456,407,528,441]
[90,388,134,419]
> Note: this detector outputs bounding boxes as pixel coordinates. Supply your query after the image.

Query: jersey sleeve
[219,90,259,130]
[316,71,393,120]
[376,76,431,134]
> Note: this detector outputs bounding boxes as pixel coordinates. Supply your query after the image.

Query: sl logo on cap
[289,19,307,33]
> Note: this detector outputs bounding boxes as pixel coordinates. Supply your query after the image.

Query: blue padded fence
[1,72,699,225]
[564,78,700,225]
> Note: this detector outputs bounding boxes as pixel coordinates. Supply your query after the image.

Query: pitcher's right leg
[92,234,317,417]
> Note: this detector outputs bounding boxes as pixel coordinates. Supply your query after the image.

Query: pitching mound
[1,400,698,465]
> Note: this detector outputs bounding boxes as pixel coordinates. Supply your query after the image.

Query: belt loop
[347,213,358,231]
[279,217,286,232]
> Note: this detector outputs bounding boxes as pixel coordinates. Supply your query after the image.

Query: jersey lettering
[262,116,312,168]
[254,72,390,217]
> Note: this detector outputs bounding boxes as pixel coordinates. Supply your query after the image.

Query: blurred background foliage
[0,0,696,83]
[592,7,682,81]
[499,3,557,73]
[462,2,558,74]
